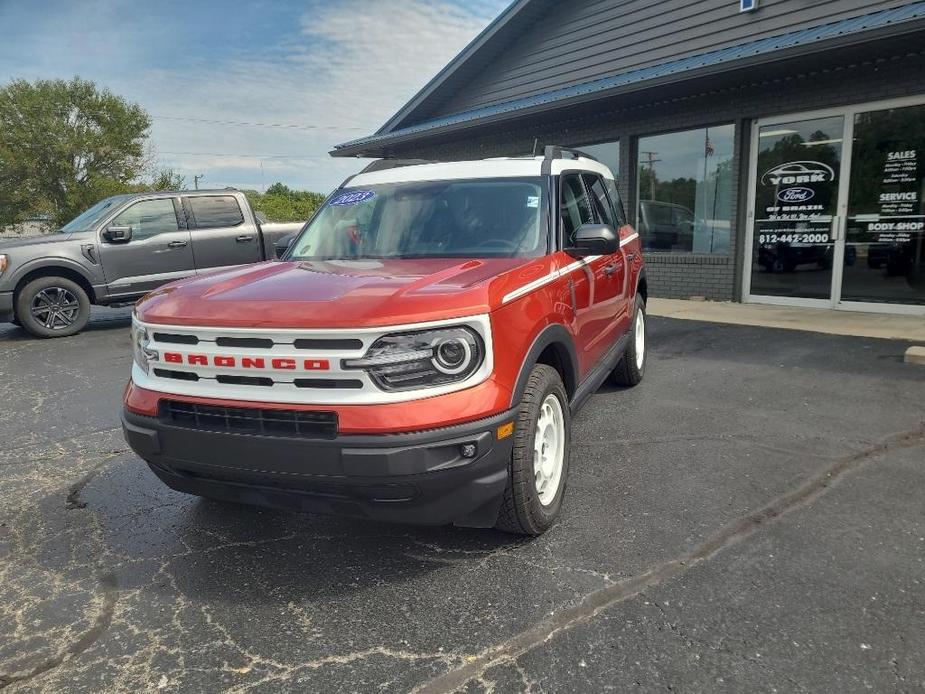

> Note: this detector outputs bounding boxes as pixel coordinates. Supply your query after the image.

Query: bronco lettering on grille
[162,352,330,371]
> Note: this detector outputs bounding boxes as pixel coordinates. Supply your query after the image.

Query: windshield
[288,177,547,260]
[59,195,133,234]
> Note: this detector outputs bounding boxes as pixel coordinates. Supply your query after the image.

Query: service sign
[869,149,922,242]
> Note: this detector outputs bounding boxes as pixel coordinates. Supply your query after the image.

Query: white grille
[131,314,494,405]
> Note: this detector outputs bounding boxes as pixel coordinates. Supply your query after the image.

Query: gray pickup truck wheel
[16,276,91,338]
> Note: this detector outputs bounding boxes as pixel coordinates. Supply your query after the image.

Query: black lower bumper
[0,291,13,323]
[122,407,516,527]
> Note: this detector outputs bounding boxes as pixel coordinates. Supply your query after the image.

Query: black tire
[611,295,647,387]
[15,276,91,338]
[495,364,571,536]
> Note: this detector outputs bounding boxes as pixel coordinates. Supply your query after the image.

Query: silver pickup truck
[0,189,303,337]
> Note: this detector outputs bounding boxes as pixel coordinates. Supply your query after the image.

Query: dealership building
[334,0,925,314]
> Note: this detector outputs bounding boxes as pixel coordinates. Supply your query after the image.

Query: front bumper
[122,406,516,527]
[0,291,13,323]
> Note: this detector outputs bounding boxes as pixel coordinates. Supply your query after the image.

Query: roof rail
[359,158,436,174]
[542,145,599,163]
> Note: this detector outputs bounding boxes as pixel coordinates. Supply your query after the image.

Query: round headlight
[433,337,472,375]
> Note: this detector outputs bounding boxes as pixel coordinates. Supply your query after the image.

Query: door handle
[603,261,620,276]
[167,240,188,249]
[236,235,255,243]
[829,215,843,242]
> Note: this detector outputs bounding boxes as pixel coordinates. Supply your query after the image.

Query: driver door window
[111,199,180,240]
[560,174,593,245]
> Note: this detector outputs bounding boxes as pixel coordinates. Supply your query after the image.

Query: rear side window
[583,174,616,228]
[560,174,593,244]
[187,196,244,229]
[603,178,627,226]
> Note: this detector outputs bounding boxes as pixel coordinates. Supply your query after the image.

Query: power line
[1,102,368,133]
[151,114,367,132]
[158,151,331,159]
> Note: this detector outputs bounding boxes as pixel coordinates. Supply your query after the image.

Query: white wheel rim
[533,393,565,506]
[634,308,645,370]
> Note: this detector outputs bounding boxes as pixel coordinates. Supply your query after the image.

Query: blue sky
[0,0,510,193]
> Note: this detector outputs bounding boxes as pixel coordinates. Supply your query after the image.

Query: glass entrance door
[841,103,925,308]
[747,116,846,303]
[745,99,925,312]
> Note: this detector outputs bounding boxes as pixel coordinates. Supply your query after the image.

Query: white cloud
[0,0,504,193]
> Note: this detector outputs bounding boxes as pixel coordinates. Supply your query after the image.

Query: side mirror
[275,232,297,259]
[103,226,133,243]
[568,223,617,256]
[254,210,268,224]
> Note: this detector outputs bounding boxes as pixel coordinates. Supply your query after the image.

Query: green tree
[0,77,151,227]
[144,168,187,192]
[244,183,326,222]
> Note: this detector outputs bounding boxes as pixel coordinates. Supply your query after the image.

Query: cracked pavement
[1,307,923,692]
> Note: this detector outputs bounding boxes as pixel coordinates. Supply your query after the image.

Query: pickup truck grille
[161,400,338,439]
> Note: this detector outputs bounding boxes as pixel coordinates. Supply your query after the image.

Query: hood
[0,232,89,251]
[135,257,545,328]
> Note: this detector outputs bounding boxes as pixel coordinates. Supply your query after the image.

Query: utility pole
[194,174,205,190]
[639,151,661,200]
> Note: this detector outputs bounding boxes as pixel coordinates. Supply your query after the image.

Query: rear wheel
[611,295,647,387]
[495,364,571,536]
[15,276,91,338]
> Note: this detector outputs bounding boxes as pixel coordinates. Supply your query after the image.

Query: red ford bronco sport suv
[122,147,647,535]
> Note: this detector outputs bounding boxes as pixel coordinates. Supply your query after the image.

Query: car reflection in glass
[759,241,856,273]
[638,200,730,254]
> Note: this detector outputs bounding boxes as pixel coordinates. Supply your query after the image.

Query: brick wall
[388,49,925,301]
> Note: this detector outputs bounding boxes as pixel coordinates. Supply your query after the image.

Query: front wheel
[611,295,647,387]
[495,364,571,536]
[15,276,91,338]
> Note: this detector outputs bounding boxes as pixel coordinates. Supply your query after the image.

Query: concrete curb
[905,346,925,365]
[648,298,925,342]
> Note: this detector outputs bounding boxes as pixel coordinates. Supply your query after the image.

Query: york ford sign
[762,161,835,186]
[777,187,815,203]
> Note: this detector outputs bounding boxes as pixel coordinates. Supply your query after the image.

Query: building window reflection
[636,125,735,254]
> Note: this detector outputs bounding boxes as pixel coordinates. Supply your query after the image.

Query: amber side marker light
[496,422,514,440]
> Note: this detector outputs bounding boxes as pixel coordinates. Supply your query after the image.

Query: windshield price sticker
[330,190,375,206]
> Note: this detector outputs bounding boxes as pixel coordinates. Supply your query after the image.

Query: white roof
[348,156,614,187]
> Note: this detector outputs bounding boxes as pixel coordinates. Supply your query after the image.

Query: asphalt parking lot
[1,308,923,693]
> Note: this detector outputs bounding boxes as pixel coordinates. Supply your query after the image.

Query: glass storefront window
[843,103,925,306]
[636,125,734,254]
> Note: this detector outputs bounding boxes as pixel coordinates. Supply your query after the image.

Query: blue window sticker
[330,190,375,206]
[740,0,757,12]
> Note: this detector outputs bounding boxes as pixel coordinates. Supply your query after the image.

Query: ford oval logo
[777,187,815,203]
